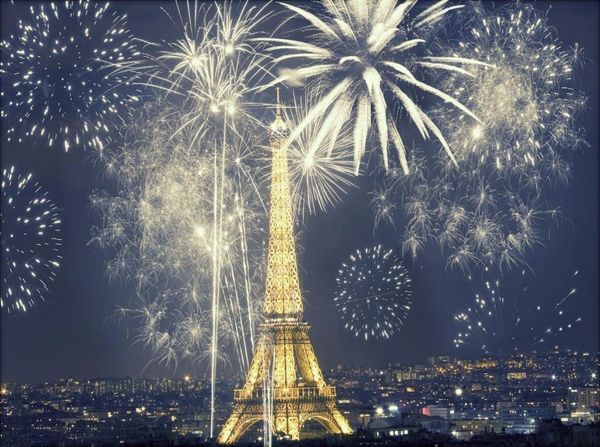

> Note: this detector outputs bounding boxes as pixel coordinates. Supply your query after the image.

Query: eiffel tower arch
[217,94,352,444]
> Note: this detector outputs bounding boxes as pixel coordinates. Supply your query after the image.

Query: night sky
[1,1,598,384]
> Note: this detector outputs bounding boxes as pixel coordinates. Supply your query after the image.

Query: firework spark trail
[1,167,62,314]
[334,245,412,341]
[453,266,582,356]
[0,1,141,152]
[194,5,268,434]
[262,338,275,447]
[262,0,487,175]
[373,2,586,270]
[238,196,256,350]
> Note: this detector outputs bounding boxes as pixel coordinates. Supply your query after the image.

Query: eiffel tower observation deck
[217,93,352,444]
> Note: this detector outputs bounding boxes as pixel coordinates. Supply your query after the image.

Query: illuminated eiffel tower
[217,93,352,444]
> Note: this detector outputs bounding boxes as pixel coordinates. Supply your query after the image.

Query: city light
[1,351,598,445]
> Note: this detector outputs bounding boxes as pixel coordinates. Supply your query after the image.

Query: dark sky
[1,1,598,384]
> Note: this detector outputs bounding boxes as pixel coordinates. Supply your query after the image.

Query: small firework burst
[1,166,62,313]
[0,1,141,151]
[453,266,581,356]
[334,245,412,341]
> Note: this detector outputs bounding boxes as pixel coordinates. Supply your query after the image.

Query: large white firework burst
[278,94,356,217]
[453,266,581,356]
[0,1,140,151]
[2,166,62,313]
[334,245,412,341]
[373,2,586,270]
[263,0,487,174]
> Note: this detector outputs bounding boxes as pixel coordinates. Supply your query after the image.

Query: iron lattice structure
[217,99,352,443]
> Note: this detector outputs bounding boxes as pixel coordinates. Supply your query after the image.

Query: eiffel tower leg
[273,402,300,440]
[242,339,269,390]
[328,403,353,434]
[217,406,243,444]
[218,341,270,444]
[217,404,263,444]
[296,402,352,436]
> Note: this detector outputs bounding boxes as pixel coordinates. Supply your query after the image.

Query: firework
[453,266,582,356]
[263,0,486,174]
[374,2,586,270]
[0,1,140,151]
[438,2,586,173]
[91,100,266,368]
[279,94,356,217]
[334,245,412,341]
[1,166,62,313]
[116,1,273,125]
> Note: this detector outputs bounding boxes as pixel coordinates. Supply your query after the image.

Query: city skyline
[2,350,598,445]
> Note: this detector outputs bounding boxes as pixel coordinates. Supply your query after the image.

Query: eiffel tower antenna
[218,93,352,444]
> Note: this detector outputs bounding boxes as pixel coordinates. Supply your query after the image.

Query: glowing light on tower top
[270,88,288,135]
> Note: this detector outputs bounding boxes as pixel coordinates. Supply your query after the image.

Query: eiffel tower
[217,94,352,444]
